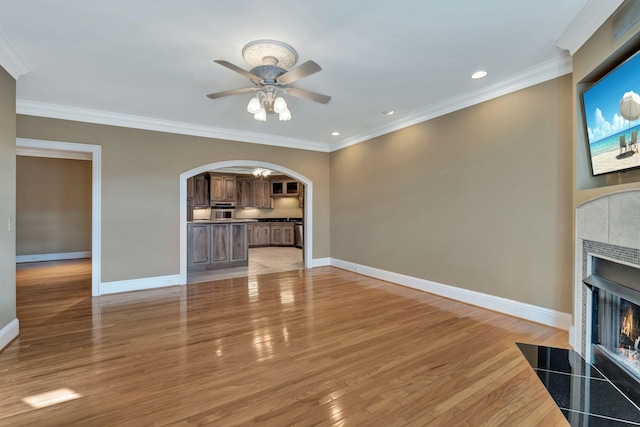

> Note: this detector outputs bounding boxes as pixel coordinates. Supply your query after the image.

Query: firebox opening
[584,256,640,405]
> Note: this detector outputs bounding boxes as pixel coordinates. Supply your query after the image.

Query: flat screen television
[582,49,640,176]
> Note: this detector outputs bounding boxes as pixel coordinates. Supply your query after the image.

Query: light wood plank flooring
[2,259,569,426]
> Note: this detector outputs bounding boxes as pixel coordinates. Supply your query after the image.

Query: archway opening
[179,160,313,284]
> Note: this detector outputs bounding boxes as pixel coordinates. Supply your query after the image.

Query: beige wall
[16,117,330,282]
[331,76,574,313]
[16,157,91,256]
[0,67,16,328]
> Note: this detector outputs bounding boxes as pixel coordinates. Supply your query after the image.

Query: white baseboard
[17,251,92,263]
[100,274,180,295]
[311,257,331,267]
[330,258,573,331]
[0,318,19,351]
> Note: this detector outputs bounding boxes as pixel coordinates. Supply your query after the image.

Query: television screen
[582,50,640,176]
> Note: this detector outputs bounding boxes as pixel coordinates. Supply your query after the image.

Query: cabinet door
[271,181,284,196]
[254,224,270,246]
[271,225,283,245]
[187,224,210,267]
[225,178,236,201]
[210,224,230,263]
[194,174,209,207]
[255,180,272,208]
[285,181,299,196]
[210,176,224,202]
[282,224,295,246]
[237,179,253,208]
[187,176,195,199]
[230,223,247,261]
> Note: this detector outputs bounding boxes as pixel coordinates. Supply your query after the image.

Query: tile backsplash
[235,197,302,219]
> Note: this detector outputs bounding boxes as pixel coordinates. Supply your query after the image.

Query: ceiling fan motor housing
[250,65,287,85]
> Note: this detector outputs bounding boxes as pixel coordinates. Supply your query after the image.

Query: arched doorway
[179,160,313,284]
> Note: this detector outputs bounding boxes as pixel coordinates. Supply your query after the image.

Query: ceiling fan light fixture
[254,107,267,122]
[273,96,288,114]
[278,107,292,121]
[247,97,261,114]
[253,168,272,178]
[208,39,330,123]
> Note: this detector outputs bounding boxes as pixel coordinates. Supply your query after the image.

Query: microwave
[213,209,234,220]
[211,203,235,220]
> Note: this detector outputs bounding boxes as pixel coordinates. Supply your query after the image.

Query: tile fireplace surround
[575,190,640,359]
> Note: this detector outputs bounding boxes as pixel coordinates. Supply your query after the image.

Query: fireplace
[584,255,640,402]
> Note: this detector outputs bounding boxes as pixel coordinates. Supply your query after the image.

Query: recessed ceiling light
[331,131,340,136]
[382,110,395,115]
[471,70,487,79]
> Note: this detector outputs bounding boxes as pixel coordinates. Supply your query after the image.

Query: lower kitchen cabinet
[270,222,295,246]
[187,223,210,267]
[187,222,248,271]
[249,223,271,247]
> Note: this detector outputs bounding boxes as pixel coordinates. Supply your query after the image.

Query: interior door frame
[16,138,101,296]
[179,160,313,284]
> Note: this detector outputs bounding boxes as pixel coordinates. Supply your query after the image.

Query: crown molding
[16,100,331,153]
[0,30,31,79]
[329,54,573,152]
[557,0,624,56]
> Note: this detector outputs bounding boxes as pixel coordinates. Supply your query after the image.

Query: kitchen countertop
[189,219,258,223]
[252,218,302,222]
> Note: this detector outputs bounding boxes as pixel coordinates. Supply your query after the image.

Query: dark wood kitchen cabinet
[254,179,272,208]
[193,173,210,208]
[187,222,248,271]
[249,223,271,247]
[187,223,211,268]
[271,180,299,197]
[236,178,254,208]
[210,174,236,203]
[270,222,295,246]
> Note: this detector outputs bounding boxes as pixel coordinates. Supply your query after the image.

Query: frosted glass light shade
[254,107,267,121]
[273,96,287,114]
[278,107,291,121]
[247,97,261,114]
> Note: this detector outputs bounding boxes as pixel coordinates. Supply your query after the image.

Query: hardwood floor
[2,260,569,426]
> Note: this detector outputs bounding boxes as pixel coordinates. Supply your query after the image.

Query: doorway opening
[179,161,313,284]
[16,138,101,296]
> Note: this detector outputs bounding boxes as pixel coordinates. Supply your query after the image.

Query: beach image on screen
[583,52,640,175]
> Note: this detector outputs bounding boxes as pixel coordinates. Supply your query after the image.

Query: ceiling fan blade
[284,87,331,104]
[214,60,264,84]
[206,87,257,100]
[276,60,322,85]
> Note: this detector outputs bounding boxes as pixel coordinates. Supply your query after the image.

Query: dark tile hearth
[517,343,640,427]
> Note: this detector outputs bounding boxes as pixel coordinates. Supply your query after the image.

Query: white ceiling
[0,1,616,152]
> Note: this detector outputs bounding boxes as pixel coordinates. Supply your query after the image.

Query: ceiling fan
[206,40,331,121]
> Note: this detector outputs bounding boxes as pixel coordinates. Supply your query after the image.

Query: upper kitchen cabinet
[254,179,273,209]
[210,174,236,203]
[271,179,300,197]
[193,173,210,208]
[236,178,254,208]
